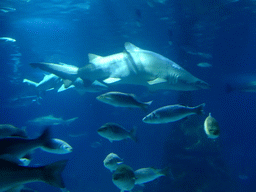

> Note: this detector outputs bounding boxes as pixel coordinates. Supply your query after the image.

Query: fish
[103,153,123,172]
[0,124,27,138]
[226,81,256,93]
[0,128,51,159]
[0,37,16,42]
[41,138,73,154]
[0,7,16,13]
[30,43,210,92]
[143,103,205,124]
[0,158,67,191]
[204,113,220,139]
[112,164,135,192]
[134,167,172,185]
[96,91,152,111]
[197,62,212,68]
[27,115,78,126]
[97,123,137,142]
[6,95,42,108]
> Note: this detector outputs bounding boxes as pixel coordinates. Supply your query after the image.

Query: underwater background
[1,0,256,191]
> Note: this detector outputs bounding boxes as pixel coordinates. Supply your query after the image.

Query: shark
[30,43,210,91]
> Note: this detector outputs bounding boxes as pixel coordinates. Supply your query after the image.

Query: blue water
[1,0,256,191]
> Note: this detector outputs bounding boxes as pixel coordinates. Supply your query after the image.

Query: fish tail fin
[159,166,174,179]
[41,160,68,189]
[129,126,138,142]
[37,127,51,145]
[65,117,78,126]
[23,78,38,87]
[141,100,153,112]
[195,103,205,115]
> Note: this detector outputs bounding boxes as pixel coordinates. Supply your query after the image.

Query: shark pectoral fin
[147,78,167,85]
[63,79,73,88]
[103,77,121,84]
[88,53,102,63]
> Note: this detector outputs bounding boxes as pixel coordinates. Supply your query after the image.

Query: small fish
[204,113,220,139]
[112,164,135,192]
[96,91,152,111]
[134,167,172,185]
[226,81,256,93]
[0,128,51,159]
[97,123,137,142]
[197,62,212,68]
[103,153,123,172]
[41,138,73,154]
[0,7,16,13]
[0,124,27,138]
[28,115,78,126]
[0,158,67,191]
[143,103,205,124]
[0,37,16,42]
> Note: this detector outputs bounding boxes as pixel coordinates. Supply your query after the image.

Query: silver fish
[27,115,78,126]
[197,62,212,68]
[0,37,16,42]
[97,123,137,142]
[204,113,220,139]
[103,153,123,172]
[143,103,205,124]
[226,81,256,93]
[96,91,152,111]
[41,138,73,154]
[112,164,135,192]
[30,43,210,91]
[0,158,67,191]
[134,167,172,185]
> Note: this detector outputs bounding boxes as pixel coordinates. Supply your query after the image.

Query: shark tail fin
[41,160,68,189]
[140,100,153,112]
[129,126,138,142]
[23,79,38,87]
[194,103,205,115]
[65,117,78,126]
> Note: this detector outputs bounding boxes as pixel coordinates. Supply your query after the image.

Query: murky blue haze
[0,0,256,192]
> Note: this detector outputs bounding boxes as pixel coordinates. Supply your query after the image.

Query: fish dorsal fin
[88,53,102,63]
[147,78,167,85]
[124,42,141,52]
[103,77,121,84]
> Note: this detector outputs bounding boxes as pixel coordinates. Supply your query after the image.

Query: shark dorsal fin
[124,42,141,52]
[88,53,102,63]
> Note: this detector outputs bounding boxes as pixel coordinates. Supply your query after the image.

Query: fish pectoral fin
[103,77,121,84]
[88,53,102,63]
[63,79,73,88]
[147,78,167,85]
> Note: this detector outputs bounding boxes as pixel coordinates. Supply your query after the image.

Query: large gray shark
[30,43,210,91]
